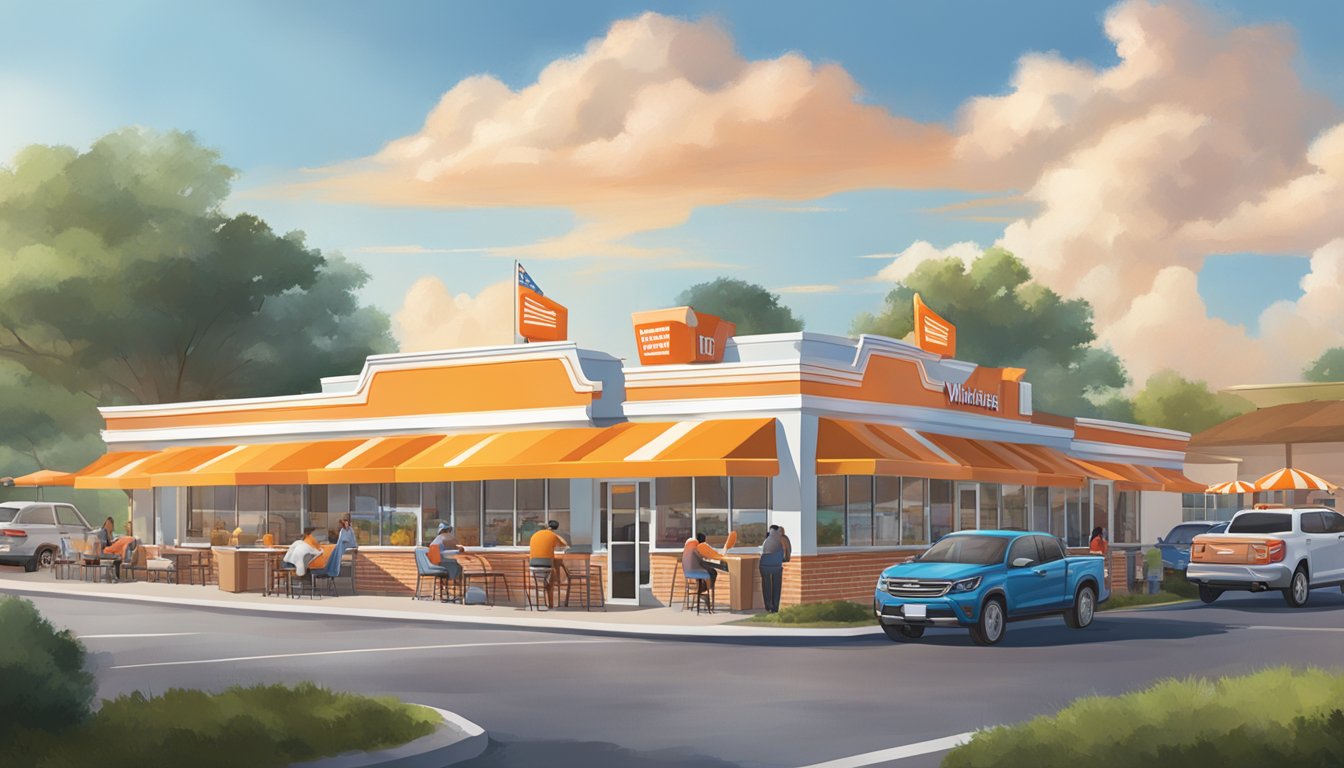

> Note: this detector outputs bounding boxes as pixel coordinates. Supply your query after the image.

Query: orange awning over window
[395,418,778,482]
[1070,460,1165,492]
[12,469,77,487]
[815,419,968,480]
[1146,466,1207,494]
[918,433,1090,488]
[149,439,370,487]
[73,450,171,490]
[306,435,445,485]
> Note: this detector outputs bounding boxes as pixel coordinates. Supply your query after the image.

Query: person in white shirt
[282,527,322,576]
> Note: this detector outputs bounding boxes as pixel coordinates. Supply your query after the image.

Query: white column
[771,412,815,555]
[569,478,596,548]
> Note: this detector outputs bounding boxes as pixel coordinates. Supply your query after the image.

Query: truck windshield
[0,507,16,523]
[919,535,1009,565]
[1227,512,1293,534]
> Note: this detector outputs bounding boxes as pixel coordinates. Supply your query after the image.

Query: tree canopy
[675,278,803,335]
[0,128,392,475]
[1130,369,1252,434]
[1303,348,1344,382]
[852,247,1128,417]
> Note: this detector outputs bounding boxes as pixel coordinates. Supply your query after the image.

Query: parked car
[873,530,1110,646]
[1155,520,1229,570]
[0,501,93,572]
[1187,506,1344,607]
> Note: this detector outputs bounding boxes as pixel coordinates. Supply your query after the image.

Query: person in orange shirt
[528,520,568,608]
[684,532,727,593]
[1089,526,1109,556]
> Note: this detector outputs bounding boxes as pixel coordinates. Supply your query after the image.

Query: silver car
[0,501,93,571]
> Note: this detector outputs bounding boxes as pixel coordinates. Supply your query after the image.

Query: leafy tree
[1303,348,1344,382]
[0,128,393,406]
[853,247,1128,417]
[675,278,803,335]
[1131,370,1252,434]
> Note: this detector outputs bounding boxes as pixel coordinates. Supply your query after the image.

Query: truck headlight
[950,576,981,593]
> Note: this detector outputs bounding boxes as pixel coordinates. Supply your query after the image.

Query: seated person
[431,522,465,559]
[282,527,323,576]
[527,520,568,607]
[335,518,358,550]
[97,517,135,556]
[683,532,726,593]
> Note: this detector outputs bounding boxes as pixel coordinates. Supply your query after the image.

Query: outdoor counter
[215,546,284,593]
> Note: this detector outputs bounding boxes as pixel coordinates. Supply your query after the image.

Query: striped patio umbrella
[12,469,77,487]
[1205,480,1256,494]
[1252,468,1338,492]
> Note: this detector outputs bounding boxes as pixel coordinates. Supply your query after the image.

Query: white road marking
[795,732,976,768]
[80,632,202,639]
[110,638,624,670]
[1245,625,1344,633]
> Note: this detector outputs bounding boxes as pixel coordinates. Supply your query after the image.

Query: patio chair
[310,540,348,598]
[413,547,455,601]
[459,554,511,606]
[52,537,79,580]
[336,549,357,595]
[560,560,605,611]
[121,542,149,582]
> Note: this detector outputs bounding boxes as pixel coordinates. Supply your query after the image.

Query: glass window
[979,484,1000,530]
[918,534,1008,565]
[1050,488,1067,539]
[1007,536,1038,566]
[816,476,846,547]
[308,485,330,534]
[547,479,570,539]
[516,479,546,547]
[1325,511,1344,533]
[1300,511,1326,534]
[132,490,154,544]
[236,486,267,546]
[350,484,380,546]
[1065,487,1084,548]
[1091,483,1110,536]
[382,483,419,546]
[1035,535,1065,563]
[1030,487,1049,533]
[188,486,236,544]
[483,480,514,546]
[957,485,978,531]
[1228,512,1292,534]
[453,482,481,546]
[899,477,927,546]
[846,476,873,546]
[267,485,303,544]
[873,476,902,546]
[730,476,770,547]
[695,477,730,548]
[56,505,85,528]
[655,477,693,548]
[16,505,55,525]
[1115,491,1139,544]
[929,479,953,541]
[422,483,451,545]
[1001,485,1027,531]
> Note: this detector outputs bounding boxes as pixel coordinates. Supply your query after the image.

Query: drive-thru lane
[11,590,1344,768]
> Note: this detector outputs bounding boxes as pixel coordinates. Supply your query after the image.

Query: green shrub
[1144,548,1163,579]
[0,597,94,736]
[942,667,1344,768]
[1099,591,1188,611]
[1164,568,1198,599]
[14,683,439,768]
[750,599,871,624]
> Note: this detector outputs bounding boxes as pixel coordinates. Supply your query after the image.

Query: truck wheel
[881,624,925,642]
[1283,566,1310,608]
[23,555,39,573]
[36,547,56,569]
[1064,584,1096,629]
[1198,585,1222,604]
[970,598,1006,646]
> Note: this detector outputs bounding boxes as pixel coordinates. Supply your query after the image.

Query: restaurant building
[69,322,1203,607]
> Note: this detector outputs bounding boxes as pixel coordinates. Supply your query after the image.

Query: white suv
[1187,506,1344,607]
[0,501,94,571]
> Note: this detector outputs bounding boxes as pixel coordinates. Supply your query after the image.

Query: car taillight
[1250,539,1285,564]
[0,529,26,537]
[1191,542,1206,560]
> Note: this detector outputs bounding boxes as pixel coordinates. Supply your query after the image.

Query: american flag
[517,263,543,295]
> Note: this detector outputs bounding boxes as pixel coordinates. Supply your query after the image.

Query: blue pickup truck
[873,530,1109,645]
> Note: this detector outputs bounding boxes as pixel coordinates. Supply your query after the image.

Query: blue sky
[3,0,1343,375]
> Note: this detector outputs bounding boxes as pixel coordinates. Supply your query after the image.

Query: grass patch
[1099,591,1191,611]
[942,667,1344,768]
[741,599,873,626]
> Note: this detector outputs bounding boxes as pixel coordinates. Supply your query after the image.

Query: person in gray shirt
[760,525,787,613]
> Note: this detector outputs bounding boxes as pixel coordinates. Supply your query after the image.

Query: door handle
[1032,569,1048,577]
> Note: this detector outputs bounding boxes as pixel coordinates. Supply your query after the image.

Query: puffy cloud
[393,278,514,352]
[286,13,955,259]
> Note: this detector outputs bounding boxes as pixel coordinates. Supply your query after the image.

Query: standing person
[1089,526,1108,556]
[759,526,785,613]
[527,520,568,608]
[335,517,358,550]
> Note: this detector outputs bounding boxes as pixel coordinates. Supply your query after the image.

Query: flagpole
[513,259,519,345]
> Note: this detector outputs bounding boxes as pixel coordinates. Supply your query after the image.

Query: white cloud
[393,278,514,352]
[873,241,983,284]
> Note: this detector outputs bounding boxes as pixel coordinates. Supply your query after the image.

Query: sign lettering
[945,381,1000,411]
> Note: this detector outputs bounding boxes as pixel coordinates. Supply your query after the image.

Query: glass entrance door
[956,482,979,531]
[607,481,651,603]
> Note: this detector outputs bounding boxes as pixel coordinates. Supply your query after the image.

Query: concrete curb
[290,706,487,768]
[0,580,882,639]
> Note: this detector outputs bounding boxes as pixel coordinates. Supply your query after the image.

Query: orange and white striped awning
[73,450,167,490]
[12,469,77,487]
[149,439,368,487]
[1206,480,1256,495]
[1253,467,1338,492]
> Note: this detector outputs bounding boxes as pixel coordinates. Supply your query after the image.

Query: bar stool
[561,562,605,611]
[525,565,555,610]
[681,569,715,614]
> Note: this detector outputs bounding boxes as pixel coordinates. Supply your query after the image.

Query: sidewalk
[0,569,880,640]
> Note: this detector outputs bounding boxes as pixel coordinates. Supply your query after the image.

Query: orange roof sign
[517,263,568,342]
[913,293,956,357]
[631,307,735,365]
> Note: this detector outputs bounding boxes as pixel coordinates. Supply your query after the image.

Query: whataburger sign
[945,380,1000,411]
[631,307,736,365]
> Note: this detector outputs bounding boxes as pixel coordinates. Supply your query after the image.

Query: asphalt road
[9,587,1344,768]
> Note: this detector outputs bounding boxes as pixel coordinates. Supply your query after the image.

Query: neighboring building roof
[1190,400,1344,447]
[1221,381,1344,408]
